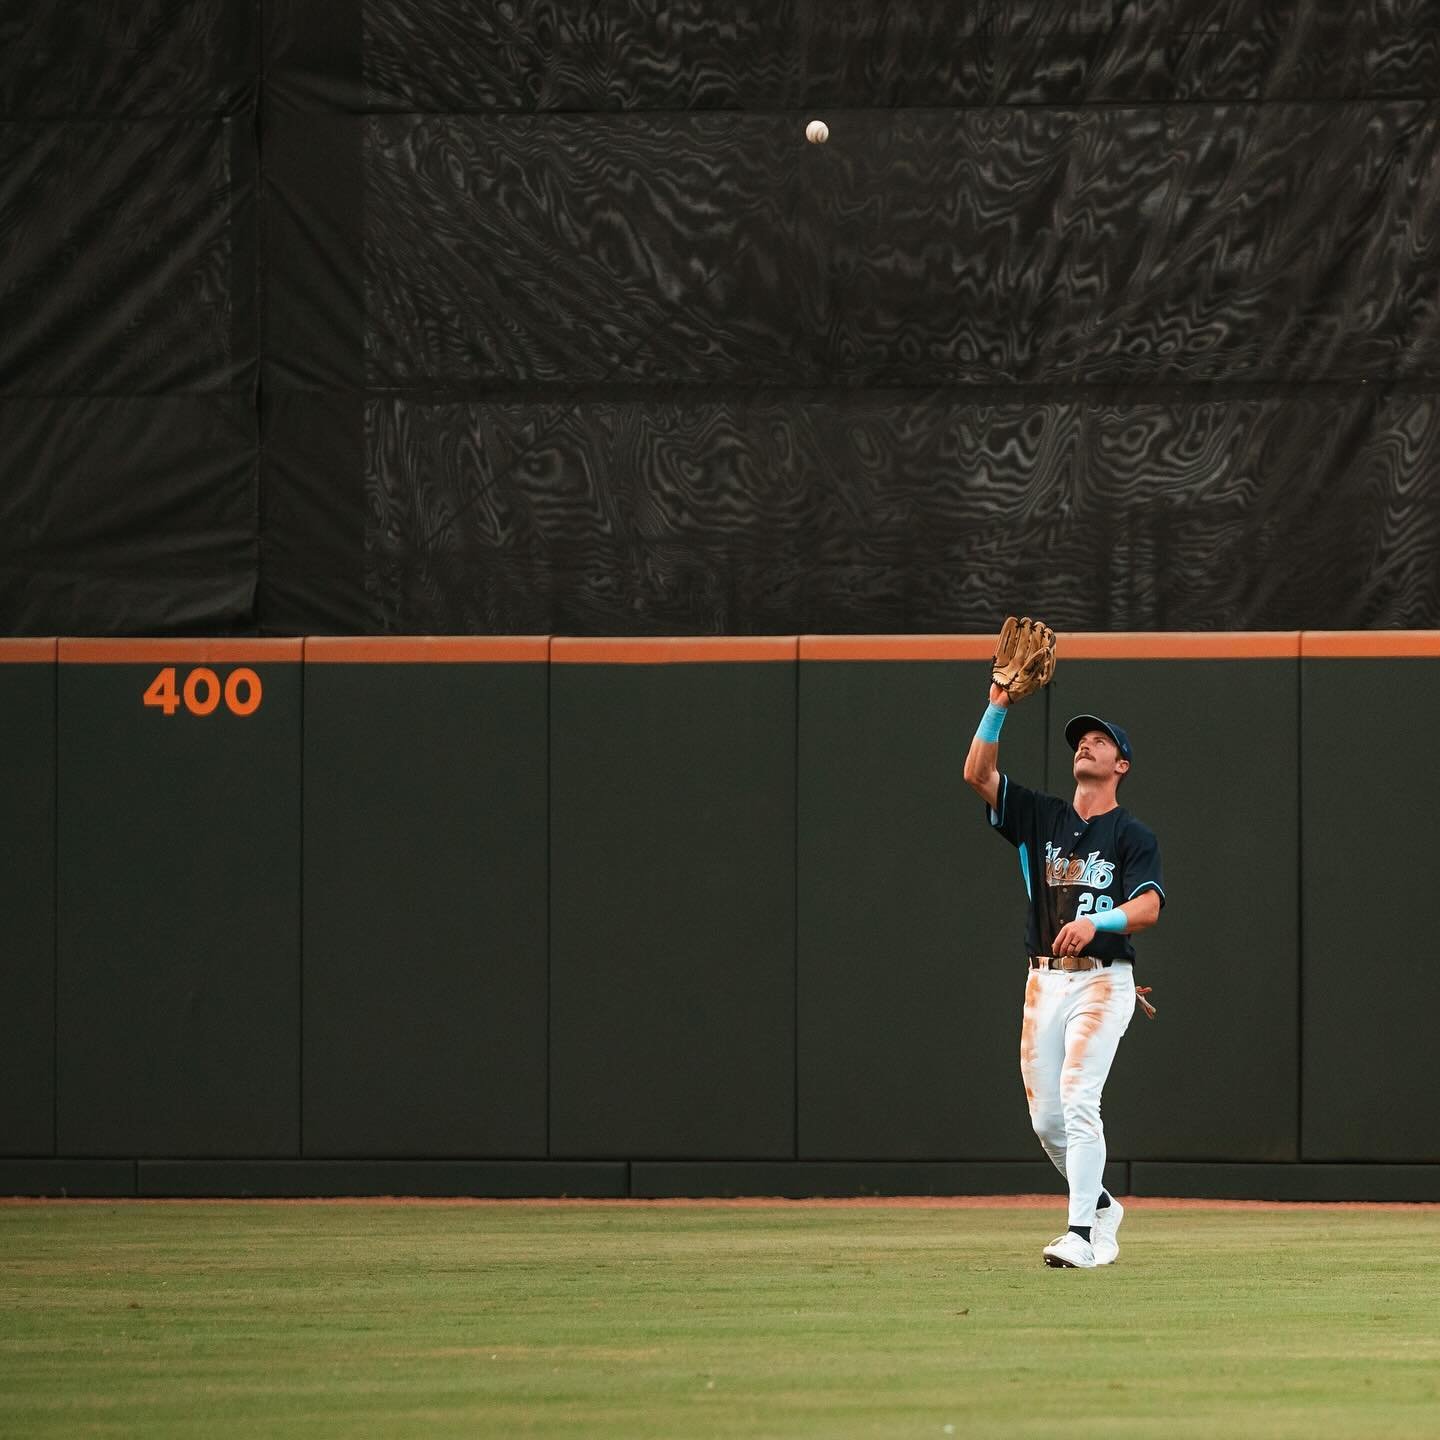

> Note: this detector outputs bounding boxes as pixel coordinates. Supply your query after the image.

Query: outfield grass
[2,1199,1438,1438]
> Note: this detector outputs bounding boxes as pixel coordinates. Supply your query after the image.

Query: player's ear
[1115,757,1131,779]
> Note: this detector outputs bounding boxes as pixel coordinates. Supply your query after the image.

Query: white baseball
[805,119,829,145]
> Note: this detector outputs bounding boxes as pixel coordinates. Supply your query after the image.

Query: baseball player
[963,619,1165,1268]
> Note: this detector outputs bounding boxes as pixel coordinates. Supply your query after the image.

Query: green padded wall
[1044,658,1300,1161]
[797,650,1048,1159]
[57,643,302,1156]
[0,643,57,1154]
[549,645,797,1158]
[1301,657,1440,1161]
[21,632,1440,1192]
[301,642,549,1156]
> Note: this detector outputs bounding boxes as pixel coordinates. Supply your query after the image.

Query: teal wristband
[1091,908,1128,934]
[975,702,1007,743]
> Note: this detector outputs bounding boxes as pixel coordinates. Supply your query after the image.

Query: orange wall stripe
[552,636,798,664]
[0,638,58,663]
[1301,631,1440,658]
[1061,632,1301,659]
[800,635,995,661]
[60,639,304,664]
[45,633,1440,664]
[305,637,550,663]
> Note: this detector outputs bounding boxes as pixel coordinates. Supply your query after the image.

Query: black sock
[1096,1191,1111,1211]
[1070,1225,1092,1242]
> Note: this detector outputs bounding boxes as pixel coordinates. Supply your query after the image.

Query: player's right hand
[1052,916,1098,955]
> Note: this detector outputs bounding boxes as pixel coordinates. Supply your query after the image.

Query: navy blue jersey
[987,775,1165,961]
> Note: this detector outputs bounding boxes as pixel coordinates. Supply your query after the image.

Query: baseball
[805,119,829,145]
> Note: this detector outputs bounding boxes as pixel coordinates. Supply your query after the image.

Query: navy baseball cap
[1065,714,1133,763]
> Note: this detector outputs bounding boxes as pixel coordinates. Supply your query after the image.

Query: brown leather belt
[1028,955,1113,972]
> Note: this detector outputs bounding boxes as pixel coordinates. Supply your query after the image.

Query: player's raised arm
[963,682,1009,810]
[964,616,1057,811]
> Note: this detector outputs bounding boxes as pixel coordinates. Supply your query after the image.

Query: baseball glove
[991,615,1057,701]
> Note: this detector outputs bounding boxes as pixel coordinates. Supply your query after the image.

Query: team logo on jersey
[1043,843,1114,890]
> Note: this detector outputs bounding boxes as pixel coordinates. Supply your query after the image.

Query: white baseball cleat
[1042,1231,1097,1268]
[1092,1199,1125,1265]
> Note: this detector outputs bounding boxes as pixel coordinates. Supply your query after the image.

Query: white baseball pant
[1020,961,1136,1228]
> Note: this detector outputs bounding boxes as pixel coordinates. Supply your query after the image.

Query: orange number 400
[143,667,263,717]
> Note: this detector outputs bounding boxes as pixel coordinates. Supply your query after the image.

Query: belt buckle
[1037,955,1092,971]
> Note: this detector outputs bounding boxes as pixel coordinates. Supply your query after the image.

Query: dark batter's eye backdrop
[4,1,1440,634]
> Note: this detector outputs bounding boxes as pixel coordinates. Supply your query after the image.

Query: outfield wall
[3,632,1438,1200]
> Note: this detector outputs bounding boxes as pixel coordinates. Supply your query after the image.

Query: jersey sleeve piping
[987,774,1008,829]
[1127,880,1166,905]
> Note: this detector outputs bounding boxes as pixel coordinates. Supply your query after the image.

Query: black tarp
[2,0,257,633]
[5,1,1440,634]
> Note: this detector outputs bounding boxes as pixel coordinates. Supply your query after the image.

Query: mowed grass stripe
[1,1202,1438,1438]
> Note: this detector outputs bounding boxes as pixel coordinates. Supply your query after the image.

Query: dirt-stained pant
[1020,962,1136,1229]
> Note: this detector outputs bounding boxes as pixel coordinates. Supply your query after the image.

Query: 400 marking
[143,667,263,717]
